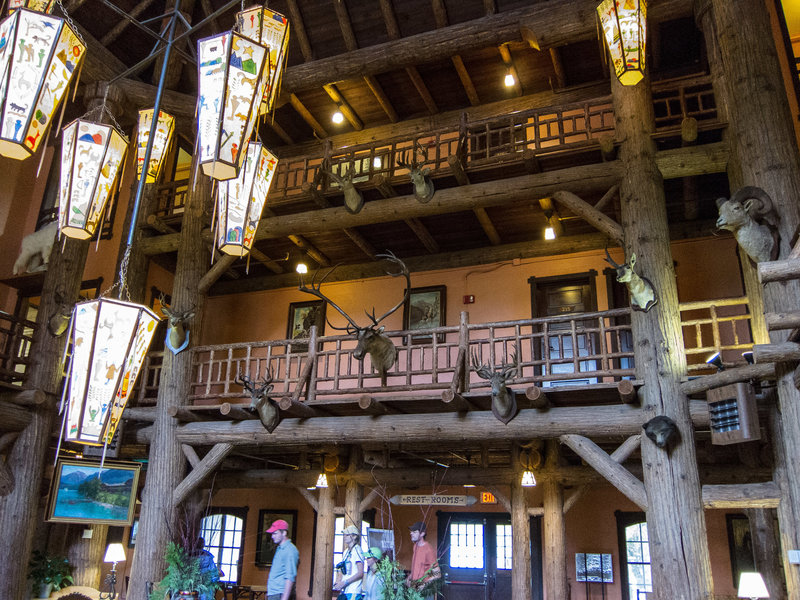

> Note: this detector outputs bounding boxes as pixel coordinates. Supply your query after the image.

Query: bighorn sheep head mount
[13,220,58,275]
[397,141,434,204]
[299,251,410,387]
[642,415,680,450]
[321,165,364,214]
[160,298,196,354]
[715,186,779,264]
[236,369,279,433]
[471,347,519,424]
[604,248,658,313]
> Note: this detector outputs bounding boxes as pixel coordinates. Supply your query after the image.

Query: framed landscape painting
[403,285,446,343]
[256,509,298,567]
[47,458,140,525]
[287,300,326,341]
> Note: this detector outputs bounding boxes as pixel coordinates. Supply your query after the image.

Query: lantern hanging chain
[82,85,128,141]
[117,245,132,302]
[55,0,85,46]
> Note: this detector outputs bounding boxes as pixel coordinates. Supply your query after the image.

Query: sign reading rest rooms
[389,495,477,506]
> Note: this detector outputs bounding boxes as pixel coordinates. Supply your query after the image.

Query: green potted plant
[28,550,74,599]
[374,557,425,600]
[149,541,220,600]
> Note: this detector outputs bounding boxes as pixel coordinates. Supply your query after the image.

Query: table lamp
[100,543,126,600]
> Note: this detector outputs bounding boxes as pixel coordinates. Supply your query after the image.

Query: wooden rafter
[447,155,501,244]
[301,182,376,259]
[451,55,480,106]
[265,118,294,145]
[498,44,523,96]
[363,76,399,122]
[289,93,329,138]
[549,47,566,89]
[374,174,439,253]
[323,83,363,130]
[405,67,438,114]
[286,0,314,61]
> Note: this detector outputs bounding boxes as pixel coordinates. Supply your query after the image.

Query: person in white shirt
[333,525,364,600]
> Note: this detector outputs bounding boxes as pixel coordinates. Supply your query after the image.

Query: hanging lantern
[215,142,278,256]
[65,298,159,445]
[8,0,55,13]
[136,109,175,183]
[0,7,85,159]
[58,118,128,239]
[597,0,646,86]
[197,31,268,181]
[236,5,290,115]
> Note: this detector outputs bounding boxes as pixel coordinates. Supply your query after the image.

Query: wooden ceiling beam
[289,93,329,138]
[374,175,439,253]
[198,0,222,35]
[549,47,567,90]
[333,0,358,51]
[451,55,480,106]
[323,83,363,130]
[286,0,314,61]
[448,155,501,244]
[405,67,438,114]
[265,117,295,145]
[301,182,377,259]
[363,75,399,122]
[498,44,523,96]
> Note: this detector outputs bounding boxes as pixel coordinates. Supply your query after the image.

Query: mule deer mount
[604,248,658,313]
[236,369,279,433]
[321,165,364,214]
[298,252,411,387]
[471,347,519,424]
[160,297,196,354]
[397,141,434,203]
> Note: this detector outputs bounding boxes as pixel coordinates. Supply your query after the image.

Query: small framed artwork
[128,518,139,548]
[575,552,613,583]
[47,459,141,525]
[256,509,298,567]
[403,285,446,343]
[287,300,326,342]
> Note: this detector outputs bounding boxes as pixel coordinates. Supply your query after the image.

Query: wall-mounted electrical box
[706,382,760,445]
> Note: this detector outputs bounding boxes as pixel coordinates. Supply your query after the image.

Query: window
[616,511,652,600]
[495,523,512,570]
[449,521,484,569]
[333,516,370,570]
[201,509,247,584]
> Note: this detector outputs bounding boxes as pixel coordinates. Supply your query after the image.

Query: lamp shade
[316,473,329,488]
[66,298,159,445]
[197,30,268,181]
[738,572,768,598]
[215,142,278,256]
[58,118,128,239]
[0,8,85,159]
[104,543,126,563]
[136,109,175,183]
[597,0,646,86]
[236,6,289,115]
[521,470,537,487]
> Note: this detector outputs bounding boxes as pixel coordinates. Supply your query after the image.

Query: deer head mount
[471,347,519,424]
[299,252,410,387]
[160,297,196,354]
[397,141,434,203]
[715,186,779,264]
[235,369,279,432]
[47,287,73,337]
[321,165,364,214]
[604,248,658,313]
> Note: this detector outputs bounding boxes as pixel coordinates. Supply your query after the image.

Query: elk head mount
[715,185,779,264]
[160,298,196,354]
[299,252,411,387]
[397,141,434,203]
[236,369,279,432]
[472,348,519,424]
[604,248,658,313]
[321,165,364,214]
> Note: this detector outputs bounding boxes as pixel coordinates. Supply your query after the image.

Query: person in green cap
[362,547,385,600]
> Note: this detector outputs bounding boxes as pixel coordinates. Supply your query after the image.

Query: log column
[698,1,800,594]
[67,524,108,589]
[127,152,211,599]
[611,66,712,597]
[313,484,335,600]
[542,479,566,599]
[510,477,532,600]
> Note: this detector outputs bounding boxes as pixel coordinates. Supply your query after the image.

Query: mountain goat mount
[299,252,411,387]
[397,142,434,203]
[604,248,658,312]
[715,186,779,264]
[236,369,279,432]
[471,347,520,424]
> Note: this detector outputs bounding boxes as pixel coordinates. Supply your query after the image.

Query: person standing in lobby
[266,519,299,600]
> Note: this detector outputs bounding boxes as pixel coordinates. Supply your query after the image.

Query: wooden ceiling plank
[405,66,438,114]
[333,0,359,52]
[483,0,496,15]
[451,55,481,106]
[289,93,329,138]
[498,44,523,96]
[364,75,399,122]
[323,83,363,130]
[286,0,314,61]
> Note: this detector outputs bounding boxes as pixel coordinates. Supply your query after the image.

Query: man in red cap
[266,519,299,600]
[406,521,439,600]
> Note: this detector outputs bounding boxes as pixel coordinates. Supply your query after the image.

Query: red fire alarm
[463,295,475,304]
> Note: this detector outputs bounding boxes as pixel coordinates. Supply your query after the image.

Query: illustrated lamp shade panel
[136,109,174,183]
[597,0,646,86]
[8,0,56,13]
[66,298,159,445]
[197,31,268,181]
[0,8,85,159]
[236,6,289,115]
[216,142,278,255]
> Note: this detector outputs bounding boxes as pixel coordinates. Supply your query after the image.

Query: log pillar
[345,479,363,530]
[698,1,800,594]
[542,479,567,599]
[511,477,532,600]
[127,152,211,599]
[610,63,712,597]
[67,524,108,589]
[312,484,335,600]
[745,508,787,600]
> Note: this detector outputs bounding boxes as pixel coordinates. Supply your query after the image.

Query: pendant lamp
[597,0,646,86]
[236,5,289,115]
[136,109,174,183]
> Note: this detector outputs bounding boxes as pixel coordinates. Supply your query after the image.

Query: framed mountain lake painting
[47,458,141,525]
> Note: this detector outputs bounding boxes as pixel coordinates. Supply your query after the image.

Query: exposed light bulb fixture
[737,572,769,599]
[742,351,754,365]
[316,472,329,488]
[373,156,383,168]
[504,72,515,87]
[332,110,345,124]
[296,262,308,274]
[521,470,537,487]
[706,352,724,372]
[544,210,556,240]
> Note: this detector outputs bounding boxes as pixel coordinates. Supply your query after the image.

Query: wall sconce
[315,472,329,488]
[597,0,647,86]
[738,572,769,599]
[539,197,562,240]
[519,446,541,487]
[707,382,760,445]
[521,470,537,487]
[544,210,556,240]
[331,109,345,124]
[705,352,724,372]
[100,543,126,600]
[742,351,754,365]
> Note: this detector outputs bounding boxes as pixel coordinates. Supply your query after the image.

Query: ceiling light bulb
[544,226,556,240]
[316,473,329,488]
[504,72,515,87]
[521,470,537,487]
[373,156,382,168]
[296,262,308,274]
[332,111,344,124]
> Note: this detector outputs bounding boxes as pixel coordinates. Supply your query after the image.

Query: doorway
[437,512,543,600]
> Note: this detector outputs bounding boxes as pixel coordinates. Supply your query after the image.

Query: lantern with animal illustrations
[65,298,159,445]
[236,5,289,115]
[197,30,268,181]
[58,118,128,239]
[136,109,174,183]
[216,142,277,256]
[0,7,85,159]
[597,0,646,86]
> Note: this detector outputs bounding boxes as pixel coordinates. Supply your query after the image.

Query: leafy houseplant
[374,557,425,600]
[28,550,74,598]
[149,541,221,600]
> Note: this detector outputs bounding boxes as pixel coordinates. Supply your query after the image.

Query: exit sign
[480,492,497,504]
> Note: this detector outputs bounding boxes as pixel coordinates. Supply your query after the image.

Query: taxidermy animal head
[160,299,196,354]
[715,186,779,264]
[47,287,73,337]
[236,369,279,433]
[642,415,680,449]
[472,347,519,424]
[397,141,434,203]
[299,252,410,387]
[604,248,658,312]
[13,220,58,275]
[321,165,364,214]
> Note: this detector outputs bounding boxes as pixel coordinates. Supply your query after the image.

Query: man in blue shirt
[266,519,299,600]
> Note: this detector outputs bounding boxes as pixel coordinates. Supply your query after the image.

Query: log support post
[312,484,335,600]
[542,476,567,598]
[345,448,363,528]
[172,443,234,507]
[511,477,532,600]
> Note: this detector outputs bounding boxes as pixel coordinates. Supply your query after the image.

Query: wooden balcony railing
[0,310,35,389]
[133,296,754,407]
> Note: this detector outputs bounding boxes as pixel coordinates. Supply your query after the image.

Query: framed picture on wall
[287,300,326,342]
[128,518,139,548]
[403,285,446,344]
[256,509,298,567]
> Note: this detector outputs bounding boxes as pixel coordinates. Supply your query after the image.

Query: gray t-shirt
[267,540,299,596]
